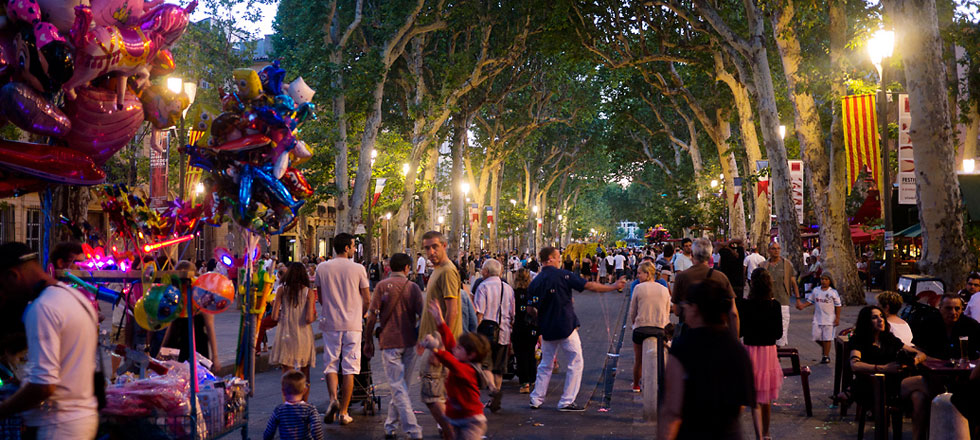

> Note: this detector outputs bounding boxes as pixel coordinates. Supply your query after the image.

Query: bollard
[928,393,969,440]
[641,336,660,421]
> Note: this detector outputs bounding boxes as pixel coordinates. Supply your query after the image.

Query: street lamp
[532,205,538,214]
[964,159,976,174]
[167,77,183,94]
[509,199,517,206]
[402,163,410,176]
[710,179,719,188]
[194,182,204,196]
[868,28,896,291]
[167,76,196,201]
[385,212,392,220]
[778,125,786,140]
[461,182,470,195]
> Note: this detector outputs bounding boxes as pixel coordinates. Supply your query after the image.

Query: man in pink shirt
[315,233,370,426]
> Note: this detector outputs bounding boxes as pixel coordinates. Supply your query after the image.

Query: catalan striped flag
[842,94,882,194]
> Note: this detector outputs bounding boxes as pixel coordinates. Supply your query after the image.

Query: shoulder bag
[477,282,503,343]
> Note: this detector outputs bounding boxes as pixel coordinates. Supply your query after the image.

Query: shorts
[484,342,508,374]
[419,350,446,403]
[812,323,835,342]
[632,326,664,345]
[322,330,362,375]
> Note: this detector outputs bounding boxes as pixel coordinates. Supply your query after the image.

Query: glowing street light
[437,215,444,224]
[557,214,563,221]
[509,199,517,206]
[964,159,976,174]
[710,179,719,188]
[370,149,378,158]
[867,29,895,78]
[532,205,539,214]
[385,212,392,220]
[401,163,410,176]
[461,182,470,195]
[167,77,183,94]
[778,125,786,140]
[194,182,204,195]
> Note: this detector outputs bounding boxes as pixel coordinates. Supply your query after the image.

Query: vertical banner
[755,160,771,209]
[789,160,805,224]
[149,130,169,210]
[485,205,493,223]
[842,94,882,194]
[371,178,387,207]
[897,94,916,205]
[732,177,742,205]
[470,203,479,223]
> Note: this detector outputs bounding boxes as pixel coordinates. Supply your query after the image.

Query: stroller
[350,332,381,415]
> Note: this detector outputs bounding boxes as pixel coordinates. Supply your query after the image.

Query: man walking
[529,246,625,411]
[0,243,99,439]
[415,253,427,290]
[762,242,800,346]
[743,246,766,285]
[365,253,424,440]
[473,259,515,412]
[315,233,371,425]
[672,238,740,338]
[671,238,694,272]
[416,231,461,439]
[614,252,626,281]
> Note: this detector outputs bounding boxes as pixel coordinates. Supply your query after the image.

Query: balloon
[63,85,144,165]
[286,76,315,105]
[238,164,253,220]
[10,23,74,94]
[0,175,46,198]
[133,297,169,331]
[62,2,196,99]
[36,0,90,32]
[0,138,105,184]
[192,272,234,314]
[88,0,161,27]
[281,167,312,199]
[232,68,261,100]
[143,284,181,324]
[0,82,71,136]
[213,133,270,152]
[257,60,285,96]
[148,49,176,76]
[139,83,190,129]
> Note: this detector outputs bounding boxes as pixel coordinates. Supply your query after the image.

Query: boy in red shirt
[419,300,491,440]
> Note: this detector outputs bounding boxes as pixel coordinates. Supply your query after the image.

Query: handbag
[477,283,503,343]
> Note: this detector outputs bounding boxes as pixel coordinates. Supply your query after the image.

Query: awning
[896,223,921,238]
[850,225,883,244]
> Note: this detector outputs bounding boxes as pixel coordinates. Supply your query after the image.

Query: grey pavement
[200,289,912,438]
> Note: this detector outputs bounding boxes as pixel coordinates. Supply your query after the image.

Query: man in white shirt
[0,242,98,439]
[605,253,616,283]
[671,238,694,272]
[613,252,626,280]
[316,233,371,426]
[964,273,980,320]
[744,246,767,282]
[415,253,427,290]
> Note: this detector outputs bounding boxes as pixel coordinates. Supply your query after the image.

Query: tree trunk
[715,113,747,240]
[331,49,351,235]
[489,164,501,253]
[886,0,971,290]
[449,116,466,261]
[415,145,439,251]
[772,0,863,303]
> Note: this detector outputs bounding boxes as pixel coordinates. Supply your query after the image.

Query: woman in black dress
[848,306,924,407]
[581,255,592,282]
[511,269,538,394]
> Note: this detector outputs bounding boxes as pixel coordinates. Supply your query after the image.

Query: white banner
[897,94,916,205]
[789,160,805,224]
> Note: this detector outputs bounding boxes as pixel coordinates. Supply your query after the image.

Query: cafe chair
[777,347,812,417]
[853,373,904,440]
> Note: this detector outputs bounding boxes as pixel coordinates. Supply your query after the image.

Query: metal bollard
[929,393,970,440]
[641,336,664,421]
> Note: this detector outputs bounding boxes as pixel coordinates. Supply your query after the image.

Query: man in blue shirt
[529,246,625,411]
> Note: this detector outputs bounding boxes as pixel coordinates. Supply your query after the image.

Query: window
[0,205,13,242]
[26,209,41,251]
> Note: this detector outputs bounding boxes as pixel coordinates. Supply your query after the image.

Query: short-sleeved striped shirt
[263,401,323,440]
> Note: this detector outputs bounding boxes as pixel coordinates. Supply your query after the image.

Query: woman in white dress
[269,262,318,401]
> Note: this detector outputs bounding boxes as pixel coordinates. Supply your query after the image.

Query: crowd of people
[1,233,979,440]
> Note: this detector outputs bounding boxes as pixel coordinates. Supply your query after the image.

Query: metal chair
[777,347,813,417]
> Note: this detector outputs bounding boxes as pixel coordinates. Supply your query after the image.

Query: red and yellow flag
[842,94,882,194]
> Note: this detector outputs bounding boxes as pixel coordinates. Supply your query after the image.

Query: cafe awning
[850,225,883,244]
[896,223,921,238]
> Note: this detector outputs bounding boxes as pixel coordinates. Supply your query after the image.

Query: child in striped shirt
[264,370,324,440]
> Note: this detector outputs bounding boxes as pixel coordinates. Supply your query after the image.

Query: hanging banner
[732,177,742,205]
[485,205,493,223]
[470,203,479,223]
[149,130,169,211]
[842,94,882,195]
[756,160,771,209]
[789,160,805,224]
[371,178,387,207]
[897,94,916,205]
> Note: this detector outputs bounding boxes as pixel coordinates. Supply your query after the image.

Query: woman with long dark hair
[270,262,318,401]
[848,306,924,410]
[736,268,783,440]
[511,269,538,394]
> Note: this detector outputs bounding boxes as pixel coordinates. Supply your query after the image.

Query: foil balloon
[0,82,71,136]
[257,60,285,96]
[0,139,105,184]
[133,297,169,331]
[232,68,261,100]
[142,284,181,324]
[89,0,164,27]
[63,1,196,102]
[63,85,144,165]
[286,76,314,105]
[10,21,74,94]
[139,83,190,129]
[281,168,313,199]
[148,49,176,76]
[35,0,90,32]
[192,272,234,314]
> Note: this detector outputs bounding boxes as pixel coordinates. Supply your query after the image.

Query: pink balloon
[0,82,71,136]
[0,139,105,184]
[63,85,143,165]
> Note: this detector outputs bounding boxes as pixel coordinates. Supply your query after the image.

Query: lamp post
[869,29,895,291]
[168,77,196,201]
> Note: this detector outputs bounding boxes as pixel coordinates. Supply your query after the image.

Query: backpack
[467,361,497,393]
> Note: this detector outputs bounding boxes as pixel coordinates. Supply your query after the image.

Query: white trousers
[382,347,422,438]
[776,305,790,347]
[35,413,98,440]
[530,329,584,408]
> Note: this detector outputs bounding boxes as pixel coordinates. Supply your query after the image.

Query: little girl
[264,370,323,440]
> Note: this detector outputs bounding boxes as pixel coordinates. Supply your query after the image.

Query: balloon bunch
[0,0,197,197]
[180,61,316,235]
[645,224,671,244]
[97,184,204,257]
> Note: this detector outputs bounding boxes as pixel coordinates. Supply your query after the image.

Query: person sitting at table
[848,306,924,409]
[904,294,980,440]
[877,292,913,345]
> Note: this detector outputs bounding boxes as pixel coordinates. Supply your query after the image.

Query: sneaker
[559,403,586,412]
[820,356,831,364]
[530,403,542,410]
[339,414,354,425]
[324,400,339,424]
[632,384,642,393]
[519,384,531,394]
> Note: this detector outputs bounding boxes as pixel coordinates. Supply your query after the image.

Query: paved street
[197,288,924,440]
